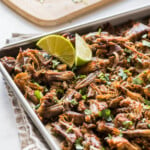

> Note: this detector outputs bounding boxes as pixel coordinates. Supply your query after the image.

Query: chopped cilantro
[102,109,111,117]
[142,118,146,123]
[124,69,131,74]
[90,146,100,150]
[53,97,59,103]
[98,28,101,35]
[144,99,150,106]
[98,111,102,117]
[145,85,150,89]
[142,40,150,47]
[70,99,78,105]
[98,72,110,85]
[120,127,127,131]
[101,147,105,150]
[98,72,106,80]
[143,104,150,110]
[105,73,110,81]
[75,137,83,150]
[147,124,150,129]
[34,90,43,100]
[66,125,73,133]
[72,65,77,72]
[84,109,92,115]
[137,57,142,63]
[35,103,41,109]
[119,132,123,137]
[52,60,60,69]
[43,53,50,59]
[142,34,147,38]
[108,134,112,139]
[118,69,128,80]
[44,87,49,93]
[82,95,87,100]
[127,56,132,63]
[33,82,40,87]
[77,75,87,79]
[124,48,132,53]
[133,77,143,85]
[100,109,112,121]
[56,89,64,94]
[106,116,113,122]
[123,121,133,128]
[79,87,87,95]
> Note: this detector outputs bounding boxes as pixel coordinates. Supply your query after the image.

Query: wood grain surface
[2,0,113,26]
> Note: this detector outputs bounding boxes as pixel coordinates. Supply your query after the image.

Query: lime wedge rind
[75,33,92,66]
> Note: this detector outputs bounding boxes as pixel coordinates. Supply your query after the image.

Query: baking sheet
[0,6,150,150]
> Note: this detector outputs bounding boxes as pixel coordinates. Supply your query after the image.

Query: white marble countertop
[0,0,150,149]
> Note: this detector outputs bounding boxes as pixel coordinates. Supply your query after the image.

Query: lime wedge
[36,35,75,67]
[75,33,92,66]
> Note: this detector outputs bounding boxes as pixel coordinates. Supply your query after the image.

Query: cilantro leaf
[144,99,150,106]
[127,56,132,63]
[142,40,150,47]
[123,121,133,128]
[84,109,92,115]
[82,95,87,100]
[66,125,73,133]
[98,72,110,85]
[35,103,41,109]
[147,124,150,129]
[34,90,43,100]
[142,34,147,38]
[98,28,101,35]
[133,77,143,85]
[75,137,83,150]
[70,99,78,105]
[124,48,132,53]
[77,75,87,79]
[52,60,60,69]
[119,69,128,80]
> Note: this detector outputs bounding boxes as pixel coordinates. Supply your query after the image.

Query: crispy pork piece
[82,133,103,150]
[120,86,144,102]
[107,136,140,150]
[14,72,30,93]
[44,71,75,81]
[123,129,150,138]
[136,119,150,129]
[75,72,97,89]
[97,121,120,136]
[125,22,150,40]
[108,96,124,108]
[133,137,150,150]
[1,56,16,73]
[116,98,143,120]
[37,103,64,119]
[87,86,95,98]
[77,58,110,74]
[64,111,85,125]
[51,119,82,144]
[25,86,39,105]
[62,88,81,110]
[89,100,108,117]
[114,113,135,129]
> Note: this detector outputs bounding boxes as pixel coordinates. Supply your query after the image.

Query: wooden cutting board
[2,0,113,26]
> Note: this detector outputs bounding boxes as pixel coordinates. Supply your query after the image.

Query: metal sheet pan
[0,6,150,150]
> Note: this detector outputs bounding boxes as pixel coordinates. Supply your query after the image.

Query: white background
[0,0,150,149]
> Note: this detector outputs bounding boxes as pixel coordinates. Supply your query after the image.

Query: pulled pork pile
[1,19,150,150]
